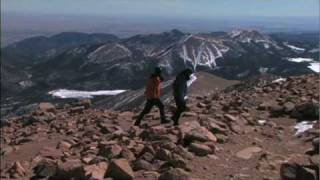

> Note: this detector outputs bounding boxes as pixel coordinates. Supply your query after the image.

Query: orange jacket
[145,76,161,99]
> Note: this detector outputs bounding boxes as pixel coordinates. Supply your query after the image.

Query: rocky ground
[1,74,319,180]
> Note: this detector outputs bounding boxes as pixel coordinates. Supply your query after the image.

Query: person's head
[153,67,162,76]
[182,68,193,77]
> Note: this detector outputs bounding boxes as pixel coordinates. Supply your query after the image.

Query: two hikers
[134,67,192,126]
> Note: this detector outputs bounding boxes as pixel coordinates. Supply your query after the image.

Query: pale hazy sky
[2,0,319,18]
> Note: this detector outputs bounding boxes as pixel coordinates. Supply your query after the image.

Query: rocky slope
[1,74,319,179]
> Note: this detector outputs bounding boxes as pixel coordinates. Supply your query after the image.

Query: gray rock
[159,168,193,180]
[188,143,212,156]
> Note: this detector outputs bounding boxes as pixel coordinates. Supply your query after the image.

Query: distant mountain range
[1,29,319,116]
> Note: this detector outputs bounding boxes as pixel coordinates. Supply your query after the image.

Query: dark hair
[182,68,193,76]
[154,67,162,75]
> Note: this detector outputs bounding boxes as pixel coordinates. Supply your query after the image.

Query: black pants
[136,98,166,123]
[172,94,186,125]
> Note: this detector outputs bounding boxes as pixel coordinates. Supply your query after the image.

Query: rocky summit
[1,74,319,180]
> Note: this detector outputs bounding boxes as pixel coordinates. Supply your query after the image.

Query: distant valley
[1,29,319,117]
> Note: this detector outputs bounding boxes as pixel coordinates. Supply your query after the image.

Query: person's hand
[159,75,164,82]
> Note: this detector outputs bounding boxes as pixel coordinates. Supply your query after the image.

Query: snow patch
[272,78,287,83]
[263,43,270,49]
[284,42,305,52]
[237,70,250,78]
[294,121,315,136]
[309,48,320,53]
[259,67,268,74]
[229,30,242,38]
[308,62,320,73]
[258,120,266,125]
[287,58,313,63]
[286,58,319,73]
[49,89,126,99]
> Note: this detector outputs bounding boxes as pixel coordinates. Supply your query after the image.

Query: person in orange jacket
[134,67,170,126]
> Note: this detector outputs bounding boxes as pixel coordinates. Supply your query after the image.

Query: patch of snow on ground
[284,43,305,52]
[258,120,266,125]
[309,48,320,53]
[272,78,287,83]
[49,89,126,99]
[259,67,268,74]
[263,43,270,49]
[308,62,320,73]
[294,121,315,136]
[286,58,319,73]
[287,58,313,63]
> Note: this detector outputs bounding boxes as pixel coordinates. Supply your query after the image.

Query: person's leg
[154,99,169,123]
[134,99,154,125]
[173,96,186,126]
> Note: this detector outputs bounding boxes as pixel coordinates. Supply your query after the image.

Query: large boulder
[280,163,317,180]
[105,159,134,180]
[181,121,217,144]
[159,168,193,180]
[33,160,58,179]
[56,159,85,179]
[84,162,108,180]
[155,149,172,161]
[291,102,319,120]
[188,143,213,156]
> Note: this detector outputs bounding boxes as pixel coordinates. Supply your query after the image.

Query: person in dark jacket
[134,67,170,126]
[172,68,193,126]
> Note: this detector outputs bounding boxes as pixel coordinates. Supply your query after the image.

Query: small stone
[310,155,320,166]
[283,102,295,112]
[57,141,72,150]
[78,99,91,109]
[39,147,63,159]
[69,106,85,114]
[9,161,26,177]
[120,148,136,162]
[236,147,262,160]
[183,112,197,117]
[82,156,95,164]
[38,102,56,112]
[99,144,122,159]
[224,114,237,122]
[133,159,154,171]
[1,146,14,156]
[156,149,172,161]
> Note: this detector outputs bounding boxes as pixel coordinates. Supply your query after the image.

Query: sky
[1,0,319,46]
[2,0,319,18]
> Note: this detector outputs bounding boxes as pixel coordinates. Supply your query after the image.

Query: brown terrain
[1,73,319,180]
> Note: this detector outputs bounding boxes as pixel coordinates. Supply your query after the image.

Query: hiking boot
[134,120,141,126]
[173,121,179,126]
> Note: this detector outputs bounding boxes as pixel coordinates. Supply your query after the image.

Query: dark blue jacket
[173,72,190,101]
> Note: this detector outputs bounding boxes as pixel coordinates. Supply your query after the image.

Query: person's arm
[159,75,164,82]
[155,77,161,98]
